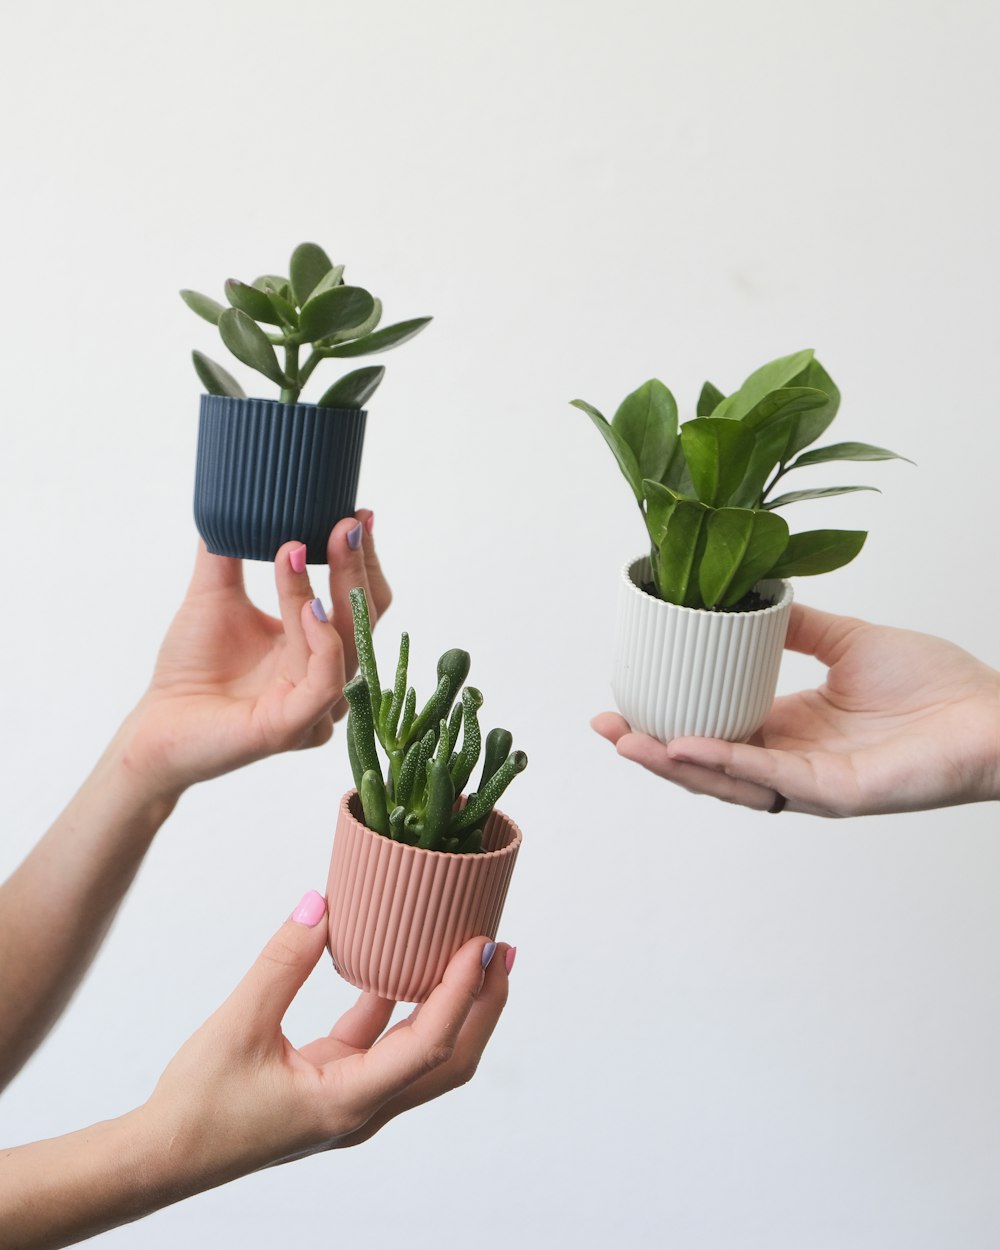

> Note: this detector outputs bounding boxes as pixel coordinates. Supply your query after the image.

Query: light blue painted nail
[347,522,363,551]
[311,598,328,622]
[481,941,497,969]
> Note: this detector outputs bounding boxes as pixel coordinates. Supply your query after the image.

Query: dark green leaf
[572,399,643,503]
[697,381,725,418]
[300,286,376,343]
[180,289,225,326]
[698,508,756,607]
[711,349,815,422]
[764,485,879,509]
[611,379,678,485]
[786,441,913,469]
[290,242,335,307]
[192,350,246,398]
[769,529,867,578]
[225,279,283,326]
[660,439,694,495]
[680,417,756,507]
[721,511,790,605]
[653,496,709,605]
[318,366,385,410]
[218,308,287,387]
[728,388,829,507]
[642,479,680,546]
[783,357,840,455]
[325,316,432,357]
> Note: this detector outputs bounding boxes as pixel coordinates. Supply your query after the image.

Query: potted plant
[326,588,527,1003]
[182,242,431,562]
[573,349,909,743]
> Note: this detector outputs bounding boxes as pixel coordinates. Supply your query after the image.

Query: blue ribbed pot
[194,395,367,563]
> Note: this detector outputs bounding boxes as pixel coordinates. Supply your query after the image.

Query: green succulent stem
[280,342,300,404]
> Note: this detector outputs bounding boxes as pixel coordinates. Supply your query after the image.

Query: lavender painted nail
[311,598,328,622]
[347,522,363,551]
[481,941,497,969]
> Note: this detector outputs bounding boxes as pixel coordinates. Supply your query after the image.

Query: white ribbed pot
[612,555,794,743]
[326,791,522,1004]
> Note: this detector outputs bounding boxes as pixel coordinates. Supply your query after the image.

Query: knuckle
[422,1040,456,1073]
[263,935,302,971]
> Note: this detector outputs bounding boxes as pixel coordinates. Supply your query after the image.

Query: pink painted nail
[290,544,307,574]
[505,946,517,974]
[364,512,375,534]
[291,890,326,927]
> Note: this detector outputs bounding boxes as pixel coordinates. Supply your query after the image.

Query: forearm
[0,1104,196,1248]
[0,715,180,1090]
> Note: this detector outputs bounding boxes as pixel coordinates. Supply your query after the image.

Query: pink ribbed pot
[326,791,522,1004]
[612,555,794,744]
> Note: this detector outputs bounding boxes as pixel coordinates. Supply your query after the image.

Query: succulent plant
[574,349,910,610]
[344,588,527,854]
[181,241,431,409]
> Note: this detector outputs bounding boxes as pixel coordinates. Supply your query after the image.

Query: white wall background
[2,0,999,1245]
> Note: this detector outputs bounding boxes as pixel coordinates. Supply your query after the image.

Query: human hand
[142,893,511,1190]
[122,511,392,801]
[593,603,1000,817]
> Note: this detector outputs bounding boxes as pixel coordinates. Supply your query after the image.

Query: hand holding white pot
[594,603,1000,817]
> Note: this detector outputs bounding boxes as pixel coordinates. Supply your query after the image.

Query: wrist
[99,706,188,817]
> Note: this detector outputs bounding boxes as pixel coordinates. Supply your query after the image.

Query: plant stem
[280,343,300,404]
[299,350,323,388]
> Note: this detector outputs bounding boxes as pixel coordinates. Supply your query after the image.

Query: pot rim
[339,789,523,860]
[620,554,794,618]
[199,392,368,418]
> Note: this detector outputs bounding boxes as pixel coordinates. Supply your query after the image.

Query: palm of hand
[755,621,1000,813]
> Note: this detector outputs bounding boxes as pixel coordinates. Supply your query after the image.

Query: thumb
[226,890,329,1035]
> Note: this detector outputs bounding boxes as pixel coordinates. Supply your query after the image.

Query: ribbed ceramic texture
[194,395,367,563]
[612,556,794,743]
[326,792,522,1004]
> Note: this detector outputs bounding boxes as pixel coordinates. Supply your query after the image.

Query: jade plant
[181,241,431,409]
[343,588,527,854]
[574,349,910,610]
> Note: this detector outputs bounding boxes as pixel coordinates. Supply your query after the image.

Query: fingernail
[290,544,307,574]
[347,522,363,551]
[481,941,497,969]
[311,597,328,623]
[504,946,517,974]
[291,890,326,927]
[364,512,375,534]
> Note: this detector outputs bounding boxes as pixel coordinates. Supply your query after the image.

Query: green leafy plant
[344,588,527,854]
[181,242,431,409]
[573,349,911,610]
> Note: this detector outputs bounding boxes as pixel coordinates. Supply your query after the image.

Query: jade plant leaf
[611,379,678,486]
[697,381,725,417]
[307,264,346,302]
[218,308,287,386]
[764,485,879,509]
[252,274,293,300]
[769,529,867,578]
[573,400,643,503]
[225,279,284,326]
[192,350,246,398]
[680,417,755,507]
[325,297,383,345]
[267,290,299,330]
[300,286,376,343]
[711,349,816,422]
[290,242,335,307]
[180,289,225,326]
[318,366,386,410]
[325,316,433,357]
[786,441,913,469]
